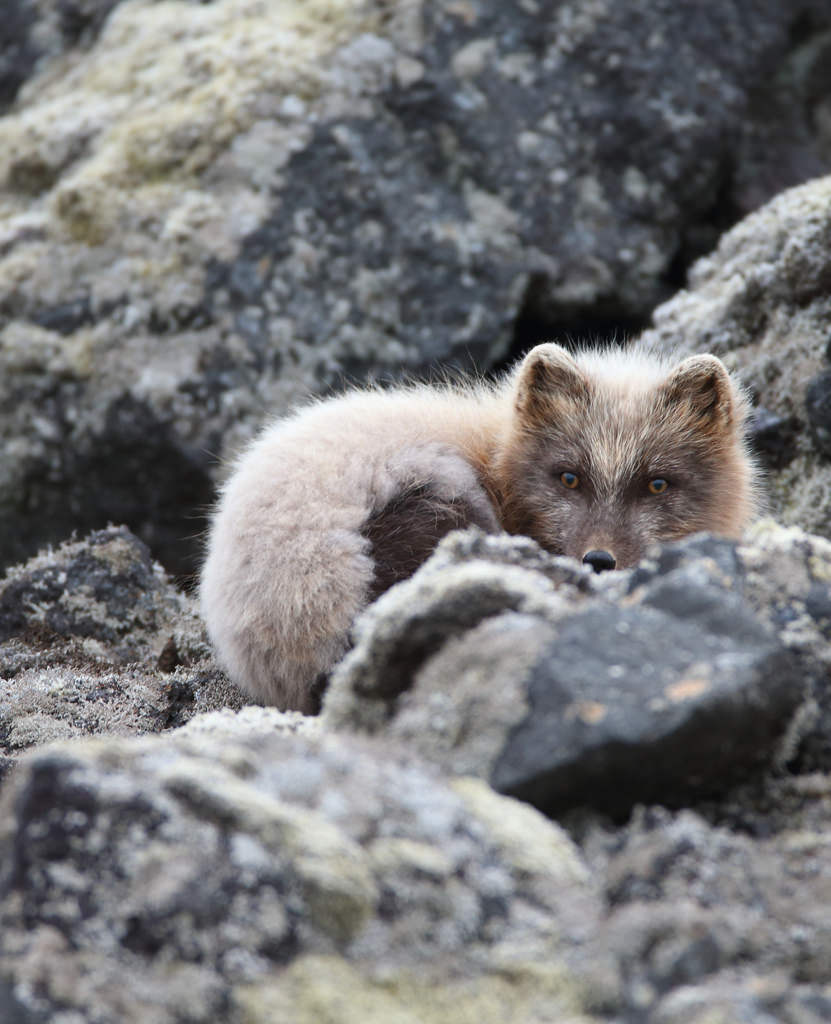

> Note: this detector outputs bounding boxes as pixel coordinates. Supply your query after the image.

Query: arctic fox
[200,343,758,712]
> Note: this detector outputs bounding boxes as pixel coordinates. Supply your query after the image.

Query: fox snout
[582,548,617,572]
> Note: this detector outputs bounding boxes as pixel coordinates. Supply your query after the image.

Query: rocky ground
[3,1,831,1022]
[5,519,831,1023]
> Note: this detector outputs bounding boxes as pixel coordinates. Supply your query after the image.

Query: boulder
[2,0,830,575]
[0,714,599,1024]
[0,525,245,774]
[326,526,821,817]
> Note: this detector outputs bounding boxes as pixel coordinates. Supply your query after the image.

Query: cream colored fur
[200,343,759,711]
[200,382,511,711]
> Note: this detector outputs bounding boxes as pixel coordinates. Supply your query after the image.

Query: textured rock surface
[327,527,817,815]
[581,794,831,1022]
[3,522,831,1021]
[2,0,831,575]
[0,525,245,772]
[0,719,598,1024]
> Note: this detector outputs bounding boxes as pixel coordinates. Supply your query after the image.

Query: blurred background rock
[2,0,831,581]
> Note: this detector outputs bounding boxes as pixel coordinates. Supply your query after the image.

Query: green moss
[450,776,588,883]
[160,761,378,944]
[234,954,595,1024]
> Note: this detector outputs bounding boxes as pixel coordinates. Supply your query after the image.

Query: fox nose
[582,549,617,573]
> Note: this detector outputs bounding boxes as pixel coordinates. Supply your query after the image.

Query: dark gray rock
[2,0,831,576]
[0,0,38,112]
[805,368,831,457]
[0,716,598,1024]
[0,525,245,764]
[491,591,800,818]
[328,527,817,818]
[747,405,801,471]
[0,0,122,115]
[0,524,178,652]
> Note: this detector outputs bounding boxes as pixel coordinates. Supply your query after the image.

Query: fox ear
[661,354,737,430]
[514,344,590,418]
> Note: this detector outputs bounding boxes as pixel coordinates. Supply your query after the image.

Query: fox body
[200,343,758,712]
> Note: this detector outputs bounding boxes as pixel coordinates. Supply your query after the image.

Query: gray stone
[324,530,594,735]
[746,405,801,470]
[1,0,830,575]
[328,527,814,817]
[805,368,831,457]
[0,715,599,1024]
[491,592,799,818]
[5,523,831,1021]
[0,0,39,112]
[0,526,245,767]
[580,797,831,1020]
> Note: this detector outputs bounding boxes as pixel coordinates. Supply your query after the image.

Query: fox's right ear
[514,343,590,418]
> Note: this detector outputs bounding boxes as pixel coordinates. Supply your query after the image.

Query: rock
[734,521,831,775]
[805,368,831,457]
[491,591,797,819]
[327,527,816,817]
[323,530,594,735]
[0,714,600,1024]
[0,525,245,766]
[5,520,831,1021]
[747,405,801,470]
[0,523,183,656]
[581,797,831,1020]
[5,518,831,1022]
[0,1,38,111]
[2,0,830,575]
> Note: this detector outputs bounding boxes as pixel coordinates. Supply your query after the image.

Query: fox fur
[200,342,759,712]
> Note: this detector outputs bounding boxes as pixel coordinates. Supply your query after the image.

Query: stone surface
[327,526,820,817]
[1,0,830,576]
[0,717,599,1024]
[804,368,831,457]
[580,793,831,1021]
[324,530,593,733]
[3,522,831,1020]
[491,594,798,818]
[0,525,245,771]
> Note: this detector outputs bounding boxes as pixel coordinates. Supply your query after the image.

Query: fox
[200,342,759,713]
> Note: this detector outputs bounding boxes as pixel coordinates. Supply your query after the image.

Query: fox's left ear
[661,354,738,430]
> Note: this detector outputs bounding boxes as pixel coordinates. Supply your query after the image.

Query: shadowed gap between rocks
[3,397,215,588]
[507,273,650,362]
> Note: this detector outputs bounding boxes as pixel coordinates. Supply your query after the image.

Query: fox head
[494,343,759,570]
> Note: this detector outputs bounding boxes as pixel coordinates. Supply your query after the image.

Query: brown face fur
[493,345,756,569]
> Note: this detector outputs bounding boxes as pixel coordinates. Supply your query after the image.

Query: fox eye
[648,478,669,495]
[560,471,580,490]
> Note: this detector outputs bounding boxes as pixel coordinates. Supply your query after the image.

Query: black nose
[583,549,617,573]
